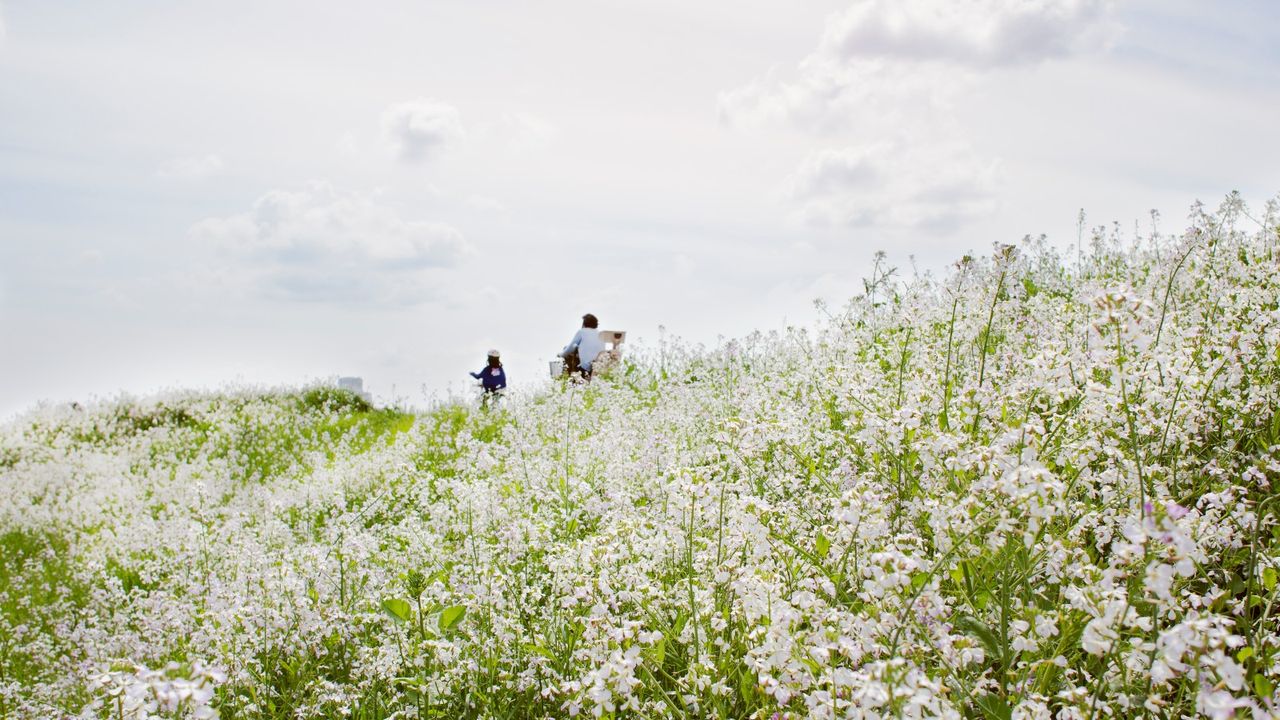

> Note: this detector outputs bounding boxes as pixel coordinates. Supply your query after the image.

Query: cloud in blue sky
[1,0,1276,418]
[719,0,1118,132]
[820,0,1119,66]
[191,183,469,304]
[786,140,999,230]
[381,99,463,164]
[721,0,1119,231]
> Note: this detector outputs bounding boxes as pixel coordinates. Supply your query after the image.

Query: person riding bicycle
[560,313,606,379]
[470,350,507,395]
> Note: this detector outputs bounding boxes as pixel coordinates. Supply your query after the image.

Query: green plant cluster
[1,195,1279,719]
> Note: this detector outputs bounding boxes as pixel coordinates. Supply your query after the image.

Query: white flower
[1081,615,1119,656]
[1196,688,1248,720]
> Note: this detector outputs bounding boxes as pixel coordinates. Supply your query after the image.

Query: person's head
[582,313,598,329]
[487,349,501,368]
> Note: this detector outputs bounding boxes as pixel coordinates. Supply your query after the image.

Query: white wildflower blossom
[0,196,1277,719]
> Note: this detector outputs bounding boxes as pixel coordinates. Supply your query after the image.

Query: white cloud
[157,154,224,180]
[719,56,966,134]
[720,0,1118,131]
[191,183,469,304]
[785,140,999,230]
[819,0,1118,67]
[785,143,889,198]
[381,99,463,163]
[719,0,1112,233]
[481,111,556,150]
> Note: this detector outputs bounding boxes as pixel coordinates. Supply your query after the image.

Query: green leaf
[1237,647,1255,663]
[738,671,756,704]
[1254,673,1274,699]
[647,637,665,665]
[439,604,466,631]
[801,656,822,676]
[815,532,830,560]
[381,598,412,623]
[522,643,557,661]
[672,612,688,638]
[960,560,976,591]
[911,571,929,591]
[974,693,1012,720]
[954,614,1003,663]
[1263,567,1277,592]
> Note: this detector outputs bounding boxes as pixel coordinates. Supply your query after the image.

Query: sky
[1,0,1278,418]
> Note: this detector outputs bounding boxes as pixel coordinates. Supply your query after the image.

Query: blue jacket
[470,366,507,392]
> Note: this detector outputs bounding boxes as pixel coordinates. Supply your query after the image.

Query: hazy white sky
[2,0,1277,417]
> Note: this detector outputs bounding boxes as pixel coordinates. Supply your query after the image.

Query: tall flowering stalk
[0,194,1278,719]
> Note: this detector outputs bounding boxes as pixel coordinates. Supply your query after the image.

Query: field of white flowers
[2,195,1279,719]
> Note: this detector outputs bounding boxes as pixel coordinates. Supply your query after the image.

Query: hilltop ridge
[2,195,1279,718]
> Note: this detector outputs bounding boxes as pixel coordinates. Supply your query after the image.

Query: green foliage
[0,445,20,470]
[299,387,375,415]
[6,199,1280,718]
[105,556,156,596]
[0,528,92,714]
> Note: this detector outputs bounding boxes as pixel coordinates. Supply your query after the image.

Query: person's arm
[469,369,482,379]
[496,369,507,390]
[561,328,583,356]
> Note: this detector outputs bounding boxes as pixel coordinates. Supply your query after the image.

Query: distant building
[337,376,373,404]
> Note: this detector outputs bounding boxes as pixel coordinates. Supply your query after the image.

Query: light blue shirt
[563,327,607,371]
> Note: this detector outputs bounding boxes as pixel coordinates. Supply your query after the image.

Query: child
[470,349,507,397]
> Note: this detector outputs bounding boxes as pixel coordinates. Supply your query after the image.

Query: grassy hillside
[2,195,1279,719]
